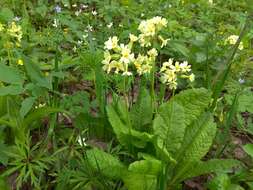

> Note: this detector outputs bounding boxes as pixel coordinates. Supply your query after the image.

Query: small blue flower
[238,78,245,84]
[54,5,62,13]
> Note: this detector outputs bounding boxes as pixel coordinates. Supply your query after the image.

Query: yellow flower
[188,73,195,82]
[104,36,119,50]
[102,51,112,73]
[119,44,135,64]
[134,54,152,75]
[226,35,244,50]
[160,59,194,89]
[139,34,151,47]
[129,34,138,42]
[161,68,177,89]
[17,59,24,66]
[160,59,173,72]
[147,48,158,58]
[179,61,191,73]
[138,17,167,37]
[170,61,181,72]
[159,35,169,48]
[7,22,23,42]
[111,61,124,74]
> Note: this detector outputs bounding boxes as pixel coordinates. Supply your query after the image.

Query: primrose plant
[84,17,240,190]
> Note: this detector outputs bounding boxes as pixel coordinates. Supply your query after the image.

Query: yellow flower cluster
[0,22,23,46]
[103,34,159,76]
[7,22,23,43]
[102,17,194,89]
[134,48,158,75]
[102,17,169,76]
[103,35,134,76]
[225,35,243,50]
[160,59,195,89]
[138,16,168,47]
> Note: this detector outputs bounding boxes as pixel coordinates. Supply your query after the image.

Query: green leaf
[20,97,36,118]
[207,174,244,190]
[178,113,216,162]
[0,177,10,190]
[85,148,127,179]
[172,113,217,183]
[129,158,162,176]
[35,4,48,17]
[154,138,176,163]
[179,159,241,181]
[0,97,7,117]
[0,64,23,84]
[153,102,186,155]
[0,143,9,165]
[107,103,153,148]
[23,107,69,127]
[0,8,14,22]
[123,173,157,190]
[168,40,190,57]
[0,85,23,96]
[243,144,253,158]
[130,88,153,130]
[172,88,211,126]
[24,57,52,89]
[207,174,231,190]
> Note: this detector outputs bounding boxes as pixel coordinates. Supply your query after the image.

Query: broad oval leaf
[153,102,186,155]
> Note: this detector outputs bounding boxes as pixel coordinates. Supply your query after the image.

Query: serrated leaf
[85,148,127,179]
[153,102,186,155]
